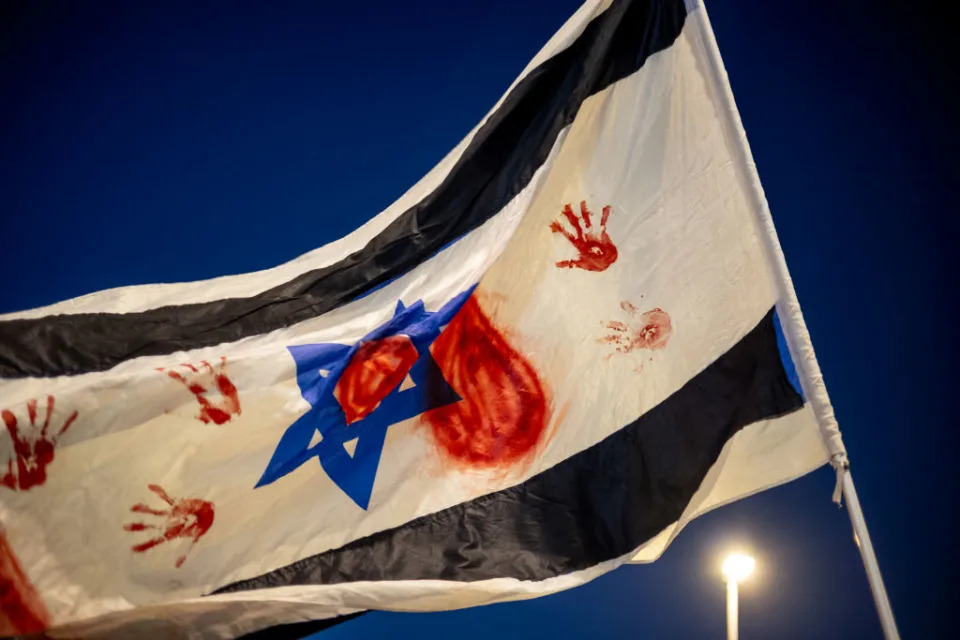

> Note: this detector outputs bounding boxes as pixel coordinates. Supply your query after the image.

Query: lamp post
[721,553,755,640]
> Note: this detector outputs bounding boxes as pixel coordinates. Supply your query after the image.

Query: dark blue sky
[1,1,956,638]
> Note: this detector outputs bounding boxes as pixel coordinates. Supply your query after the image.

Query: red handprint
[602,301,673,354]
[550,201,618,272]
[124,484,214,568]
[160,357,240,425]
[1,396,78,491]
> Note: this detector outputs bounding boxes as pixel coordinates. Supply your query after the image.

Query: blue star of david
[256,286,475,509]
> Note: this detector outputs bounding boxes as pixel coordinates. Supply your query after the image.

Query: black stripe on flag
[214,308,802,594]
[237,612,367,640]
[0,0,688,379]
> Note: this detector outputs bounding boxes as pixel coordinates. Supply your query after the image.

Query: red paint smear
[2,395,78,492]
[550,201,618,272]
[335,336,419,425]
[163,357,241,425]
[632,308,672,349]
[424,295,549,468]
[0,531,50,635]
[124,484,215,568]
[603,304,673,353]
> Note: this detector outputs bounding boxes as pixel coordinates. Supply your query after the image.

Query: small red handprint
[603,301,673,354]
[1,396,78,491]
[124,484,214,568]
[550,201,618,272]
[160,357,240,425]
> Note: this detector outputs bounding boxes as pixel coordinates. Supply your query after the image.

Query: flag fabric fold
[0,0,841,637]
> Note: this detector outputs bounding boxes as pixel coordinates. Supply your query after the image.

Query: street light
[722,553,755,640]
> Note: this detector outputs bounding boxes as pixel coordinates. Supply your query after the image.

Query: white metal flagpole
[689,2,901,638]
[841,470,900,638]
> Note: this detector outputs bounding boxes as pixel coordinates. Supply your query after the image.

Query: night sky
[1,1,956,638]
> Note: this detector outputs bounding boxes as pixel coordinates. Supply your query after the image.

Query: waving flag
[0,0,845,637]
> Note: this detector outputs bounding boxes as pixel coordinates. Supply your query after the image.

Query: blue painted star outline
[256,286,475,509]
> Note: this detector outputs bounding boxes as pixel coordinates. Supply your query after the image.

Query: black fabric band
[237,612,366,640]
[215,309,802,594]
[0,0,688,379]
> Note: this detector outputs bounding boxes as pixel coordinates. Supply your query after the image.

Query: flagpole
[689,3,900,639]
[840,469,899,638]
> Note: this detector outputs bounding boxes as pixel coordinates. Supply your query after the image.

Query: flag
[0,0,845,637]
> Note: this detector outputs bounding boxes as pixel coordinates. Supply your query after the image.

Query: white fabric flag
[0,1,844,637]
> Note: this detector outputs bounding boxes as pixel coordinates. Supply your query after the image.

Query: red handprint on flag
[1,396,77,491]
[550,201,618,272]
[124,484,214,568]
[160,357,241,425]
[602,301,673,354]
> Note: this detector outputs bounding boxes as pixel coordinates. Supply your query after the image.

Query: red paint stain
[0,532,50,635]
[424,295,549,467]
[550,201,618,272]
[124,484,214,568]
[603,301,673,353]
[161,357,241,425]
[2,395,78,491]
[335,335,419,425]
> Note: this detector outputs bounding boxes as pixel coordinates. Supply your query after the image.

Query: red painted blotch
[0,532,50,636]
[424,295,549,467]
[335,335,419,425]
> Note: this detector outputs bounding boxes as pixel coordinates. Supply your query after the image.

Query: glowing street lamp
[722,553,755,640]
